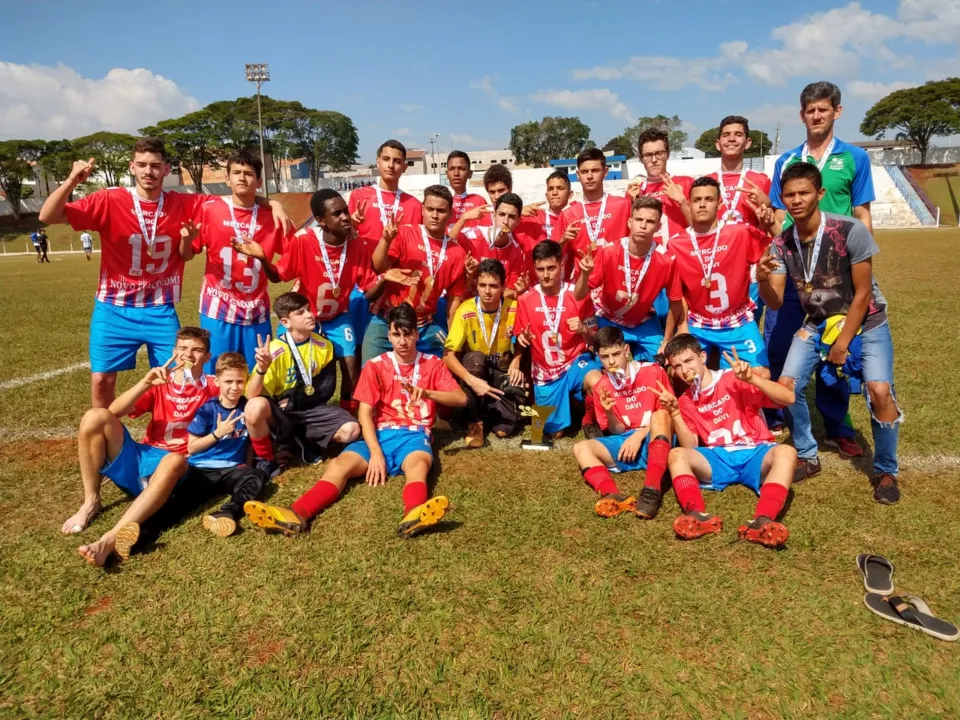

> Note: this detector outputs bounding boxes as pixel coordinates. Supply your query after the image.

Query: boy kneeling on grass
[658,333,798,548]
[185,352,269,538]
[245,303,468,538]
[67,328,218,566]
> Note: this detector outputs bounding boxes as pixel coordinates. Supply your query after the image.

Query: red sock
[754,483,788,520]
[644,437,670,491]
[250,434,275,461]
[402,482,428,513]
[291,480,340,520]
[582,393,597,427]
[583,466,619,496]
[672,474,705,513]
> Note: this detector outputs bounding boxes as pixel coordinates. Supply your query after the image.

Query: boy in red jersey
[348,139,423,251]
[39,138,291,408]
[244,304,467,538]
[670,177,771,370]
[182,150,286,373]
[453,192,529,297]
[446,150,488,226]
[626,128,693,229]
[703,116,772,230]
[366,185,467,362]
[513,169,572,255]
[66,327,218,566]
[573,327,673,519]
[456,163,513,230]
[659,334,797,548]
[589,196,685,362]
[511,240,601,438]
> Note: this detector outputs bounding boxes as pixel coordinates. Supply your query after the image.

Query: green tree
[601,135,635,158]
[71,131,139,187]
[37,139,75,191]
[860,78,960,165]
[283,109,359,188]
[622,115,688,157]
[693,128,774,158]
[0,140,44,221]
[509,116,592,167]
[142,110,224,193]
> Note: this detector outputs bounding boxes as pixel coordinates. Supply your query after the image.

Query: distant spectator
[37,229,50,263]
[81,231,94,260]
[30,231,41,262]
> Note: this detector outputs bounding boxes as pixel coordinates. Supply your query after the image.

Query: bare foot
[78,535,115,567]
[61,501,102,534]
[114,522,140,561]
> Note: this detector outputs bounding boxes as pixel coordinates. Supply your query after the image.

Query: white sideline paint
[0,362,90,391]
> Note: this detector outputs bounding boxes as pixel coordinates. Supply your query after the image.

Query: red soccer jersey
[589,239,682,327]
[65,188,208,307]
[192,197,285,325]
[449,192,488,227]
[276,229,377,321]
[636,176,694,229]
[354,351,460,432]
[348,185,422,252]
[704,169,772,231]
[594,361,669,432]
[381,226,467,323]
[514,209,562,254]
[513,282,595,383]
[131,374,219,453]
[669,224,766,328]
[459,226,528,289]
[678,369,779,447]
[552,194,631,255]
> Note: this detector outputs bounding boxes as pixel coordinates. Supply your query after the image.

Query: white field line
[0,362,90,391]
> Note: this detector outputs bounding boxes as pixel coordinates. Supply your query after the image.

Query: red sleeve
[458,229,481,258]
[678,176,694,199]
[352,362,381,408]
[665,256,682,301]
[513,297,528,336]
[404,197,423,226]
[588,247,608,290]
[430,359,460,392]
[447,253,467,299]
[64,190,110,232]
[678,394,698,433]
[129,387,156,419]
[181,193,210,217]
[388,227,409,262]
[745,226,766,264]
[551,212,567,242]
[260,225,284,260]
[577,294,595,322]
[348,192,359,214]
[355,243,379,292]
[738,377,781,410]
[275,234,303,282]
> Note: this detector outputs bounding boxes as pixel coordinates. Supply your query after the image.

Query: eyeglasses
[641,150,668,161]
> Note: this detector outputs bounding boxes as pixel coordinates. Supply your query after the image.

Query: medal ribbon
[720,169,746,223]
[687,224,725,286]
[389,351,421,409]
[475,297,503,352]
[313,228,347,289]
[608,360,639,392]
[419,227,449,279]
[803,137,836,173]
[285,334,316,391]
[544,211,557,239]
[129,188,164,249]
[792,212,826,289]
[622,238,654,299]
[375,186,402,228]
[536,282,568,341]
[581,194,608,246]
[224,197,258,245]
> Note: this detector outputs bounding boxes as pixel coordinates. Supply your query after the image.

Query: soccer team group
[40,80,902,567]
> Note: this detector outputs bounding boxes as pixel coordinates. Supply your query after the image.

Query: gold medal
[704,278,712,289]
[333,286,341,298]
[551,333,560,344]
[304,385,315,396]
[183,360,194,370]
[804,282,814,293]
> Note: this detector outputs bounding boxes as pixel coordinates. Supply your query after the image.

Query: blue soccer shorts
[695,444,774,494]
[316,311,358,359]
[343,428,433,476]
[200,314,272,374]
[90,301,180,373]
[533,352,602,434]
[100,426,172,496]
[594,432,650,473]
[597,315,664,363]
[689,322,768,367]
[349,285,371,349]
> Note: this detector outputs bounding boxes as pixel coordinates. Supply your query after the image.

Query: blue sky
[2,0,958,160]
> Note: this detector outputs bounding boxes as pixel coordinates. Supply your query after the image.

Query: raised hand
[522,201,546,217]
[382,208,404,243]
[464,252,479,277]
[721,347,753,382]
[70,158,97,183]
[662,173,686,204]
[597,385,617,412]
[561,219,582,246]
[143,355,177,387]
[383,267,420,286]
[735,178,771,209]
[625,178,645,200]
[351,199,367,226]
[214,410,244,439]
[513,271,530,296]
[755,247,780,283]
[655,380,680,415]
[577,243,596,275]
[401,380,425,407]
[517,324,536,348]
[232,237,267,260]
[461,204,491,222]
[180,219,201,244]
[566,316,584,334]
[254,333,274,373]
[270,201,294,235]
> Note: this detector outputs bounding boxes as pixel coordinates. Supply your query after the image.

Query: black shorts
[268,399,355,449]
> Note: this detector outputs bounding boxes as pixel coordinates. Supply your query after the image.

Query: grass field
[1,228,959,718]
[910,165,960,227]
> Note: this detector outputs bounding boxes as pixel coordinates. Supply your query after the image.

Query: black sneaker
[634,486,662,519]
[255,458,282,479]
[793,456,822,484]
[582,423,603,440]
[872,473,901,505]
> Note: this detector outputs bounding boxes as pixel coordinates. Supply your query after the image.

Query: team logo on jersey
[828,157,845,171]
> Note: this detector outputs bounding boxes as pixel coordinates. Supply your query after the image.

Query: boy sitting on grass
[244,303,467,538]
[186,352,269,538]
[658,334,797,548]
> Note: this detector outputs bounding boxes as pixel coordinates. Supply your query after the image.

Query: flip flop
[857,554,895,594]
[863,593,960,642]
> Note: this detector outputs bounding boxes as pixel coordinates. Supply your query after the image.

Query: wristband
[255,367,266,375]
[211,430,221,441]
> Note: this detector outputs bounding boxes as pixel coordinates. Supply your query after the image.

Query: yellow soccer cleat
[397,496,450,538]
[243,501,306,536]
[203,514,237,538]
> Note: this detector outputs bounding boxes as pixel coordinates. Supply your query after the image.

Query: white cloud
[572,56,731,92]
[391,127,412,137]
[530,89,633,121]
[848,80,917,101]
[470,75,519,114]
[399,103,422,113]
[0,62,199,140]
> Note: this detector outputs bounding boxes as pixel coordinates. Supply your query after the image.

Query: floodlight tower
[245,63,271,197]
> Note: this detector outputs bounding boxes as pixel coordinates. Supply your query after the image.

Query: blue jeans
[764,282,852,437]
[781,321,900,476]
[360,315,446,365]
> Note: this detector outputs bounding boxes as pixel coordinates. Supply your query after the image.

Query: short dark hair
[638,128,670,155]
[631,195,663,217]
[781,162,823,192]
[596,326,626,350]
[447,150,470,165]
[691,176,721,197]
[483,164,513,191]
[310,188,343,219]
[176,326,211,353]
[423,184,453,209]
[495,192,522,214]
[663,333,703,359]
[226,149,263,179]
[547,169,571,187]
[532,240,562,263]
[215,352,248,376]
[386,303,417,333]
[274,291,311,320]
[132,137,167,161]
[377,139,407,160]
[576,147,606,168]
[800,81,841,110]
[718,115,750,137]
[476,258,506,285]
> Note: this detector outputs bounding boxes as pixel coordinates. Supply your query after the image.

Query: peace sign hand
[401,380,424,407]
[561,219,582,245]
[351,199,367,226]
[655,380,680,415]
[214,409,244,439]
[517,324,536,348]
[597,385,617,412]
[180,219,201,244]
[577,243,596,275]
[143,355,178,387]
[734,178,771,209]
[522,201,546,217]
[755,247,780,283]
[661,173,686,204]
[254,334,274,373]
[464,252,479,277]
[461,204,491,222]
[513,271,530,296]
[721,347,753,382]
[382,208,404,243]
